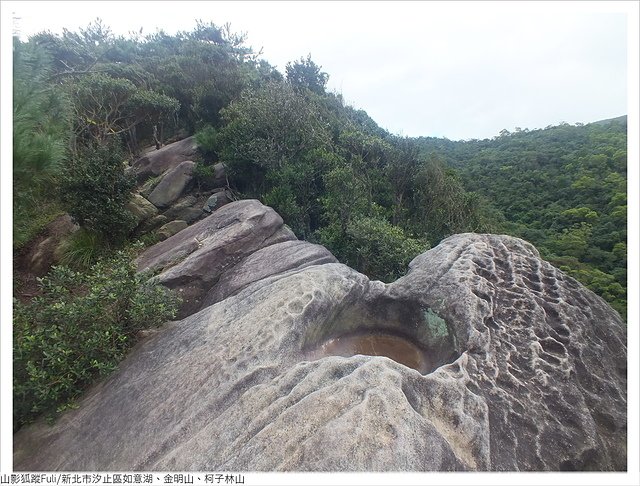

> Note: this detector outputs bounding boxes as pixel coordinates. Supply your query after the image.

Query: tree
[13,38,71,249]
[286,54,329,94]
[317,215,428,283]
[13,39,69,186]
[68,73,179,147]
[218,80,332,194]
[387,137,420,225]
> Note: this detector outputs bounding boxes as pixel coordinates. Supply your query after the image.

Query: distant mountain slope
[413,120,627,318]
[589,115,627,126]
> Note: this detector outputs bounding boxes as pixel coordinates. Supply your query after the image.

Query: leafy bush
[318,216,429,283]
[195,124,219,159]
[13,249,181,430]
[61,142,136,244]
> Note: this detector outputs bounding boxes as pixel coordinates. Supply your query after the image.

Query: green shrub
[61,142,136,244]
[193,125,222,191]
[318,216,429,283]
[13,249,181,430]
[195,124,219,159]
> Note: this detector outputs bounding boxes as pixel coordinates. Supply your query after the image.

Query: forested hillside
[14,20,626,312]
[12,19,628,429]
[415,119,627,318]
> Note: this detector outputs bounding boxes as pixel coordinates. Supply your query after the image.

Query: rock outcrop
[13,228,627,471]
[127,138,233,242]
[155,220,188,241]
[136,200,296,316]
[126,194,159,226]
[147,160,196,208]
[201,239,338,307]
[130,136,198,183]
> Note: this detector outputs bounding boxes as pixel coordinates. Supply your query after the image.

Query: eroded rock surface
[201,239,338,307]
[136,199,296,316]
[126,194,158,226]
[13,233,626,471]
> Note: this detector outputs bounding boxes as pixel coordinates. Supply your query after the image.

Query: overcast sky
[4,1,634,139]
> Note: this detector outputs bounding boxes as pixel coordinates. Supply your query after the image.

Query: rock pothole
[304,296,460,375]
[313,331,432,373]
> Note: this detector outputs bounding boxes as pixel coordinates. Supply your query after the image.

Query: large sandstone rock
[201,239,338,307]
[147,160,196,209]
[13,234,626,471]
[136,199,296,316]
[130,137,198,183]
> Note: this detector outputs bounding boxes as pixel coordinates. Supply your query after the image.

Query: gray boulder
[155,220,188,241]
[13,233,626,471]
[147,161,196,209]
[212,162,226,186]
[136,199,296,316]
[202,189,232,213]
[138,215,168,235]
[204,162,226,188]
[131,137,198,183]
[162,196,203,224]
[126,194,158,226]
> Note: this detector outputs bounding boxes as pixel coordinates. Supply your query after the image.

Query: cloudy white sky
[5,0,635,140]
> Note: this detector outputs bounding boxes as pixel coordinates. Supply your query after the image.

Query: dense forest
[13,20,627,428]
[415,119,628,318]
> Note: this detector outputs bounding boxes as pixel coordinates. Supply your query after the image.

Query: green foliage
[195,124,220,159]
[13,249,181,429]
[286,54,329,95]
[13,39,71,251]
[549,256,626,320]
[318,216,429,283]
[61,142,136,244]
[56,228,110,270]
[218,80,332,196]
[193,125,222,190]
[218,75,496,275]
[547,223,593,260]
[415,119,627,317]
[69,72,179,145]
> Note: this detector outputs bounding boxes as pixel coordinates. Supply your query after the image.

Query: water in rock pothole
[316,331,432,373]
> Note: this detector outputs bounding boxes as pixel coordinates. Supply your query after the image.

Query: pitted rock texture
[388,234,627,470]
[201,239,338,308]
[13,233,626,471]
[130,136,198,183]
[136,199,296,316]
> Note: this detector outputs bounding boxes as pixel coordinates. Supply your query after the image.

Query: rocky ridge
[13,198,627,471]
